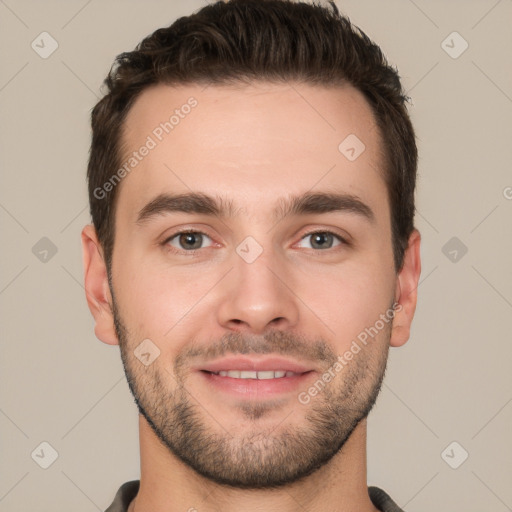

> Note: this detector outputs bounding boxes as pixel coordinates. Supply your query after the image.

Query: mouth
[198,369,315,398]
[195,356,317,398]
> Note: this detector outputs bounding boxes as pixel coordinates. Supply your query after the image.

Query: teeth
[215,370,299,379]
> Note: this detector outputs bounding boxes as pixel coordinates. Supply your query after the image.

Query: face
[94,82,410,488]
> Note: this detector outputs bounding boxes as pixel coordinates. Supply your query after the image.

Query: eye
[296,230,346,250]
[164,230,214,252]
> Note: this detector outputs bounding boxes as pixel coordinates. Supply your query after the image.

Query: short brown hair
[87,0,417,274]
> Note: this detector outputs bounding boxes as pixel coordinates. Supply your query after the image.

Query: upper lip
[196,356,315,374]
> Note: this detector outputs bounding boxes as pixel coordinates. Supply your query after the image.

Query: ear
[81,224,119,346]
[390,228,421,348]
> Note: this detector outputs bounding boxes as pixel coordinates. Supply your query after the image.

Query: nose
[216,247,300,335]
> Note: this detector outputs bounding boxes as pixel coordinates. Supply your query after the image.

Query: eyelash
[161,229,349,255]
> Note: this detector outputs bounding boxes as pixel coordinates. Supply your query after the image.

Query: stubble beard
[113,296,390,489]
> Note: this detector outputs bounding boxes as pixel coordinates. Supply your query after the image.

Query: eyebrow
[135,191,375,225]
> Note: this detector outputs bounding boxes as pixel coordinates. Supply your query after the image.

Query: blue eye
[165,231,214,251]
[297,231,346,250]
[162,229,348,255]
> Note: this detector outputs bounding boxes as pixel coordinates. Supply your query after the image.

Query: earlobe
[81,224,119,346]
[390,229,422,348]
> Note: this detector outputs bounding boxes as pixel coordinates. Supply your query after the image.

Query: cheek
[113,255,221,343]
[298,258,395,346]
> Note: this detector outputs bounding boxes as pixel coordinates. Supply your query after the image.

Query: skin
[82,82,421,512]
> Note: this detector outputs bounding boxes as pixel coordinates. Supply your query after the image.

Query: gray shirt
[105,480,405,512]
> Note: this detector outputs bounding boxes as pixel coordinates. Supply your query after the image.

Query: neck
[128,415,379,512]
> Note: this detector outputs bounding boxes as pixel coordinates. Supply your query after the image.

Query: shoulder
[105,480,140,512]
[368,486,405,512]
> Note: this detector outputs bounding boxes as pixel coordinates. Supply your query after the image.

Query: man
[81,1,421,510]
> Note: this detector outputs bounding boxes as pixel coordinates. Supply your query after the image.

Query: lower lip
[199,370,315,398]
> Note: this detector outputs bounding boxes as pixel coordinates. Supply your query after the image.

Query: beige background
[1,0,511,510]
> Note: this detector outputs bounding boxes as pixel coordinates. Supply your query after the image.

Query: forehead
[117,81,388,224]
